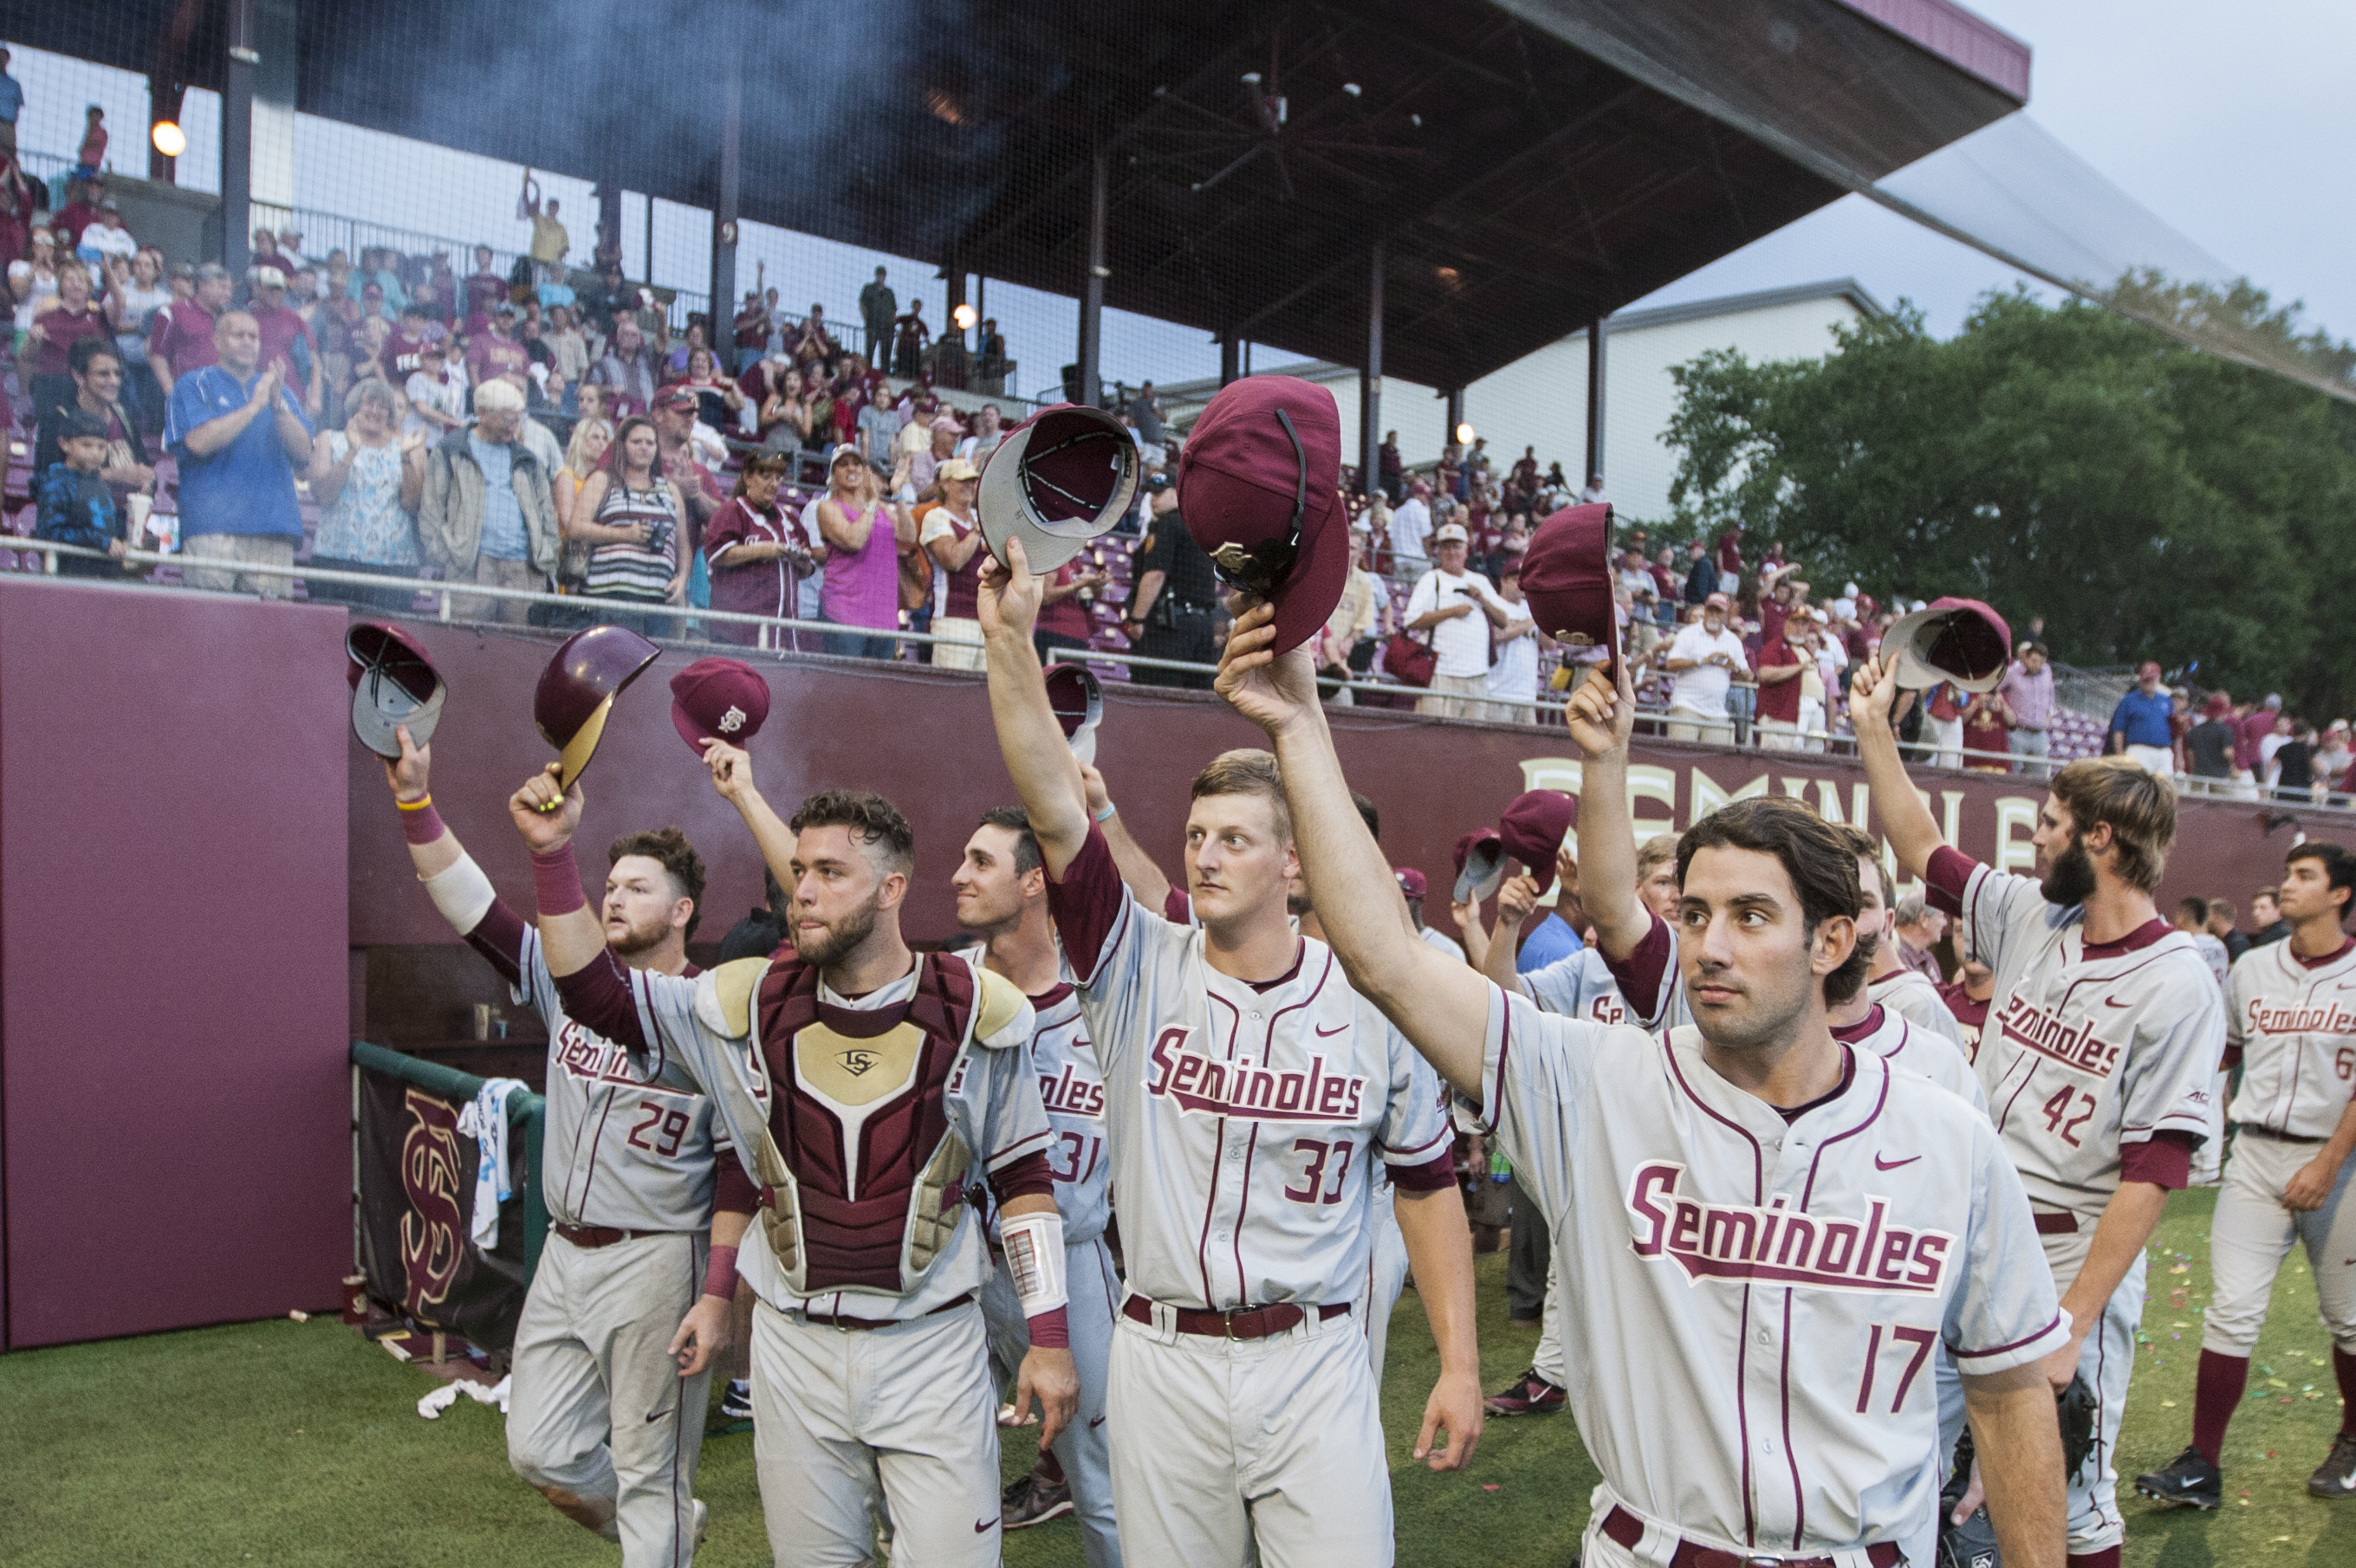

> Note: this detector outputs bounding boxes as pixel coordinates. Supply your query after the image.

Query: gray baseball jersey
[1928,847,2223,1221]
[1479,988,2064,1557]
[1049,824,1456,1310]
[1009,980,1114,1246]
[1834,1003,1986,1115]
[1522,945,1632,1025]
[460,902,723,1233]
[1866,968,1966,1049]
[2225,935,2356,1138]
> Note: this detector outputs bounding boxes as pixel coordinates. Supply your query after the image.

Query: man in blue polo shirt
[164,308,314,597]
[2107,658,2176,777]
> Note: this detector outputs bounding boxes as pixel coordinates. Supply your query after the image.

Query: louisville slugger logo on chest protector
[1994,995,2120,1079]
[1626,1163,1955,1294]
[1145,1026,1367,1123]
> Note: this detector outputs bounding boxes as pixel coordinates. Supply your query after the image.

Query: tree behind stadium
[1659,285,2356,715]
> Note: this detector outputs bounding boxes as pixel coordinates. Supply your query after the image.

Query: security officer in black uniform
[1121,472,1219,689]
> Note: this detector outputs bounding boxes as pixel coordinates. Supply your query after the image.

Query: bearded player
[513,757,1077,1568]
[1852,658,2224,1567]
[380,729,743,1565]
[2137,839,2356,1506]
[980,543,1481,1568]
[952,807,1125,1562]
[1218,617,2071,1566]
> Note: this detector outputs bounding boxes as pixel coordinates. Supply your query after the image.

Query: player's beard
[796,891,882,970]
[2039,831,2098,908]
[605,908,676,961]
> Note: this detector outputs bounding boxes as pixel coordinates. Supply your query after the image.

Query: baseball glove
[2057,1372,2099,1479]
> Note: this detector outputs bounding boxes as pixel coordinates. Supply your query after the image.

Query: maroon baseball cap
[1453,828,1505,904]
[346,621,445,758]
[1499,789,1576,893]
[653,385,699,411]
[1519,504,1617,679]
[1884,597,2012,694]
[535,625,660,789]
[1043,662,1104,764]
[1177,375,1344,656]
[669,657,770,754]
[1394,867,1429,899]
[978,404,1138,574]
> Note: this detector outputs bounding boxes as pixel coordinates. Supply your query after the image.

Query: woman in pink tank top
[815,444,908,660]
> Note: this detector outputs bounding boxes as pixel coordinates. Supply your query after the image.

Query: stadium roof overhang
[35,0,2026,390]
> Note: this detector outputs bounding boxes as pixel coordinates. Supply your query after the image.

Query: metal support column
[1444,386,1464,452]
[941,258,968,387]
[1583,314,1607,488]
[1076,150,1108,408]
[219,0,256,275]
[1359,242,1384,500]
[1218,332,1240,387]
[707,60,743,358]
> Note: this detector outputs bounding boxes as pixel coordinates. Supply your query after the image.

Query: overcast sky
[1649,0,2356,341]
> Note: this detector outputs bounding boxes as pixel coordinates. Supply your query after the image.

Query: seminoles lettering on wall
[1146,1027,1366,1122]
[399,1086,468,1312]
[1994,995,2119,1078]
[1626,1162,1952,1294]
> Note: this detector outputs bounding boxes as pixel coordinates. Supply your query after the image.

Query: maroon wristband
[703,1243,739,1300]
[399,801,447,846]
[531,844,587,916]
[1028,1306,1070,1349]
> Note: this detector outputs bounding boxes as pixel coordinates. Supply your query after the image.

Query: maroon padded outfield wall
[0,579,350,1350]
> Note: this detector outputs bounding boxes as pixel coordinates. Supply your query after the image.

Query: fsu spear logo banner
[356,1070,529,1351]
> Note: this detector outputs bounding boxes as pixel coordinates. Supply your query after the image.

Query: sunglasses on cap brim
[1208,408,1308,598]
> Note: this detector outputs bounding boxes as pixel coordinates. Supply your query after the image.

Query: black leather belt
[2236,1123,2327,1145]
[554,1222,673,1249]
[2033,1212,2078,1235]
[1601,1506,1901,1568]
[796,1292,974,1332]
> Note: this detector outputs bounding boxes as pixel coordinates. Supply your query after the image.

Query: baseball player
[980,545,1483,1568]
[1826,826,1983,1111]
[2137,839,2356,1506]
[1852,657,2225,1567]
[1216,610,2072,1566]
[513,760,1078,1568]
[951,806,1124,1561]
[380,729,742,1565]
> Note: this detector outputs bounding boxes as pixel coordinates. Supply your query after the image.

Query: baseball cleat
[2308,1431,2356,1498]
[691,1499,708,1545]
[721,1379,754,1422]
[1001,1470,1074,1530]
[2133,1444,2222,1509]
[1483,1367,1567,1416]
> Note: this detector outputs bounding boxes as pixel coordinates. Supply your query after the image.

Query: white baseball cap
[1433,522,1469,545]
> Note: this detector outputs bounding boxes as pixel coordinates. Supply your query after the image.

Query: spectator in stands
[546,304,589,388]
[2249,886,2291,949]
[2206,897,2251,963]
[756,363,817,456]
[1961,690,2010,772]
[462,244,506,326]
[732,291,769,374]
[915,457,988,669]
[2184,692,2236,794]
[2233,693,2282,798]
[417,377,555,625]
[32,337,152,505]
[651,385,726,541]
[814,443,908,660]
[704,451,810,646]
[961,401,1006,465]
[1661,592,1747,743]
[1403,522,1514,720]
[468,304,531,390]
[569,415,686,634]
[859,267,895,369]
[52,180,101,254]
[108,248,171,428]
[2268,716,2316,802]
[1681,536,1717,606]
[673,344,744,434]
[1920,682,1966,769]
[403,340,463,440]
[1378,431,1404,504]
[76,199,136,279]
[1316,515,1386,703]
[34,409,127,577]
[305,379,425,612]
[1389,478,1434,570]
[0,49,19,156]
[1129,381,1167,466]
[892,299,930,379]
[2106,660,2175,775]
[1891,896,1947,982]
[1125,472,1217,687]
[975,317,1007,392]
[552,415,611,539]
[1579,471,1607,505]
[164,309,315,597]
[276,227,309,271]
[662,318,708,382]
[1751,613,1807,750]
[523,178,567,275]
[1034,554,1106,667]
[2172,897,2231,991]
[590,316,658,419]
[1997,640,2054,776]
[2315,721,2353,806]
[0,152,38,271]
[245,266,321,417]
[349,248,406,314]
[1484,562,1540,722]
[21,259,110,411]
[793,302,840,372]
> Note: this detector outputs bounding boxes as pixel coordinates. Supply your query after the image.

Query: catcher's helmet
[535,625,659,790]
[347,621,445,759]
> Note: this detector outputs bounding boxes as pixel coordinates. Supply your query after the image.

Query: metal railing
[351,1039,548,1282]
[13,537,2347,800]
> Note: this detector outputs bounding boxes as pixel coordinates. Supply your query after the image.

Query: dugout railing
[350,1038,548,1283]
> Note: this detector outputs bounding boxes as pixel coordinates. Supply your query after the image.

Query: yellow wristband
[395,794,433,811]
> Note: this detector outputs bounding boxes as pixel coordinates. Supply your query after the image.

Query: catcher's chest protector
[748,954,978,1295]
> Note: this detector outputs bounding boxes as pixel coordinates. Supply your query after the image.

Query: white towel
[455,1079,529,1248]
[417,1374,512,1420]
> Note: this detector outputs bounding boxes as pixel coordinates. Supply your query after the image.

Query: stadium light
[953,303,977,332]
[151,120,187,159]
[1456,423,1475,445]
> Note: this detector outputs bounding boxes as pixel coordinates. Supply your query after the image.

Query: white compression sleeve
[420,851,498,935]
[997,1209,1068,1318]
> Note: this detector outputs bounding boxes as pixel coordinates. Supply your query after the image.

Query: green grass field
[3,1189,2348,1565]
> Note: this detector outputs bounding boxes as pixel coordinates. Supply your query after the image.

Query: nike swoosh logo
[646,1406,673,1423]
[1314,1023,1348,1036]
[2103,997,2132,1008]
[1874,1154,1921,1170]
[976,1519,997,1533]
[1090,1415,1107,1429]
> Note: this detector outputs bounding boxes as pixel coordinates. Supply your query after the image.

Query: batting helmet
[346,621,445,759]
[1043,661,1104,765]
[535,625,659,790]
[977,404,1139,574]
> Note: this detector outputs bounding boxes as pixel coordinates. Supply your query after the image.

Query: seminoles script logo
[1993,995,2120,1079]
[1146,1027,1366,1122]
[1627,1163,1953,1295]
[553,1018,644,1087]
[2247,998,2356,1036]
[399,1088,468,1312]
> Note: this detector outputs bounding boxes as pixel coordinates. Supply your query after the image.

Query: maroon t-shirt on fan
[1037,559,1094,641]
[1753,634,1801,724]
